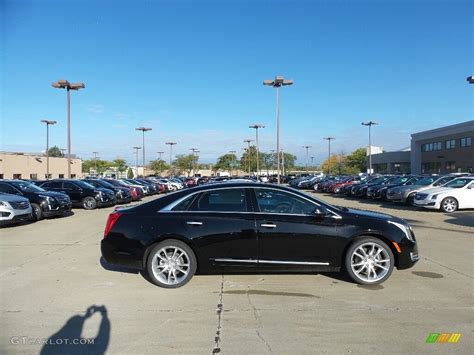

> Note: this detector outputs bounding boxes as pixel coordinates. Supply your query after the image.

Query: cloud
[86,104,105,114]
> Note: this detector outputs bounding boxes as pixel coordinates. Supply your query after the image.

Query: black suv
[0,180,72,220]
[39,179,116,210]
[82,179,132,204]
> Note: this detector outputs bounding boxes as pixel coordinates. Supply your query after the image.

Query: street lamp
[40,120,57,179]
[133,147,141,177]
[157,151,164,160]
[303,145,311,173]
[166,142,177,168]
[92,151,98,175]
[190,148,198,177]
[311,156,314,172]
[52,79,85,178]
[361,121,378,175]
[229,150,236,176]
[323,137,335,175]
[263,75,294,184]
[244,139,253,176]
[270,149,276,175]
[136,127,152,170]
[467,76,474,84]
[249,124,265,177]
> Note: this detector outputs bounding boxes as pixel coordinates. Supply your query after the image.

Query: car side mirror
[314,207,328,217]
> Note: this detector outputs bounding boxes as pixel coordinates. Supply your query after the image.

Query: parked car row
[291,173,474,213]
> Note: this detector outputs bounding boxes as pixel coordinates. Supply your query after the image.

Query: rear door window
[189,189,248,212]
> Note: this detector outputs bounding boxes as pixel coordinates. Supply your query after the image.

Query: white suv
[413,177,474,213]
[0,193,33,226]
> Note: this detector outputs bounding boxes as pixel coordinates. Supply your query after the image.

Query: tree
[214,153,238,173]
[345,148,367,173]
[149,159,168,175]
[81,159,111,175]
[47,146,63,157]
[173,154,199,176]
[113,159,128,177]
[127,168,134,179]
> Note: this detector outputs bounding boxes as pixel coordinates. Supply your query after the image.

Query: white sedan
[413,177,474,213]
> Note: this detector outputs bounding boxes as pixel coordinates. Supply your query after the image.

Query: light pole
[249,124,265,177]
[92,151,98,175]
[311,156,314,172]
[244,139,253,176]
[40,120,57,179]
[136,127,152,170]
[166,142,177,168]
[190,148,198,176]
[270,149,276,175]
[323,137,335,175]
[229,150,236,176]
[303,145,311,173]
[52,79,85,178]
[263,75,294,184]
[157,151,164,160]
[361,121,378,175]
[133,147,141,177]
[467,76,474,84]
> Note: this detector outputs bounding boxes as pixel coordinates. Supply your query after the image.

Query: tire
[345,237,395,285]
[82,197,97,210]
[406,193,415,205]
[440,197,458,213]
[146,239,197,288]
[31,203,43,221]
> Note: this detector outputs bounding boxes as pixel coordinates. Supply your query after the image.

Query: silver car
[386,175,455,204]
[0,193,33,226]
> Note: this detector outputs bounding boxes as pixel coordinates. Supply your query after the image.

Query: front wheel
[31,203,43,221]
[345,237,395,285]
[82,197,97,210]
[440,197,458,213]
[146,240,197,288]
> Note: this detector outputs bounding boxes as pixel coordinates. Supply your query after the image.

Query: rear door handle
[260,223,277,228]
[186,221,203,226]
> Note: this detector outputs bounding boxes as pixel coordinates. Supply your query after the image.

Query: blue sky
[1,0,472,165]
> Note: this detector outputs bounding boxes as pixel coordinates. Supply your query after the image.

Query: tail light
[104,212,122,238]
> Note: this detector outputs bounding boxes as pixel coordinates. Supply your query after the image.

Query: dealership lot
[1,193,472,354]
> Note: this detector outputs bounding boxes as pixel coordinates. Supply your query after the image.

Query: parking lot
[1,192,472,354]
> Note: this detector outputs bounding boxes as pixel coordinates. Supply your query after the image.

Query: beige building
[0,152,83,180]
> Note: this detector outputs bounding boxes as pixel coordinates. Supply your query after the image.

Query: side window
[43,181,62,189]
[255,189,317,215]
[190,189,248,212]
[63,182,78,190]
[171,195,196,211]
[0,183,18,194]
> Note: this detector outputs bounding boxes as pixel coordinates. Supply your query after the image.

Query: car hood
[417,187,453,195]
[345,208,395,221]
[0,193,30,203]
[36,190,70,199]
[395,185,426,193]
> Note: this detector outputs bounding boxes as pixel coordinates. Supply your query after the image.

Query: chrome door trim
[211,258,329,266]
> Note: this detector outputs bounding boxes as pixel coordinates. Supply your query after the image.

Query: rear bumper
[101,237,144,269]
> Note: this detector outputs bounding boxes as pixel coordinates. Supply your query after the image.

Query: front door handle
[260,223,277,228]
[186,221,203,226]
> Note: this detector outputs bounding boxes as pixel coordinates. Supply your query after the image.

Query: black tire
[406,193,415,205]
[31,203,43,221]
[146,239,197,288]
[82,197,97,210]
[345,237,395,285]
[440,197,458,213]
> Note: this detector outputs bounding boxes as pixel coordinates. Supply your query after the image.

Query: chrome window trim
[211,258,329,266]
[159,185,342,219]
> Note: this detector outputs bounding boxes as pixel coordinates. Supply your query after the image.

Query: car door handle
[260,223,277,228]
[186,221,203,226]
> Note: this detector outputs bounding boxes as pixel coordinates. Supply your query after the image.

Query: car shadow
[99,257,139,274]
[444,211,474,228]
[40,305,110,355]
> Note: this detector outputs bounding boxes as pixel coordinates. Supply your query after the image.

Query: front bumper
[396,240,420,270]
[413,198,439,209]
[0,212,32,225]
[97,195,117,207]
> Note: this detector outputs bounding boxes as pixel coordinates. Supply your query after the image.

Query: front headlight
[431,194,438,200]
[388,220,414,241]
[39,195,55,204]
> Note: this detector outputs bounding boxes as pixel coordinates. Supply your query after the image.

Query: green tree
[214,153,238,173]
[81,159,111,175]
[149,159,168,175]
[113,159,128,177]
[127,168,134,179]
[345,148,367,173]
[173,154,199,176]
[47,146,63,157]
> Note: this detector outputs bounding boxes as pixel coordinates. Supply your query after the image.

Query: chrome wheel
[151,246,190,286]
[350,242,391,283]
[441,197,457,213]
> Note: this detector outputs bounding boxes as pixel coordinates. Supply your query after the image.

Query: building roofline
[411,120,474,138]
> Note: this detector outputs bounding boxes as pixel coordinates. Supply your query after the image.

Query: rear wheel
[82,197,97,210]
[440,197,458,213]
[345,237,394,285]
[31,203,43,221]
[146,239,197,288]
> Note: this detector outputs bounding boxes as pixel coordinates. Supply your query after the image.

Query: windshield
[10,181,45,192]
[97,180,115,189]
[389,177,410,185]
[443,178,473,188]
[75,180,96,189]
[416,177,436,185]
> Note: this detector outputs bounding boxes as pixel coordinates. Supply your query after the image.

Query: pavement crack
[246,284,274,354]
[423,257,473,279]
[212,274,224,354]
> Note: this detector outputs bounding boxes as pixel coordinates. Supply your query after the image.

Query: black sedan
[101,183,419,288]
[83,179,132,204]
